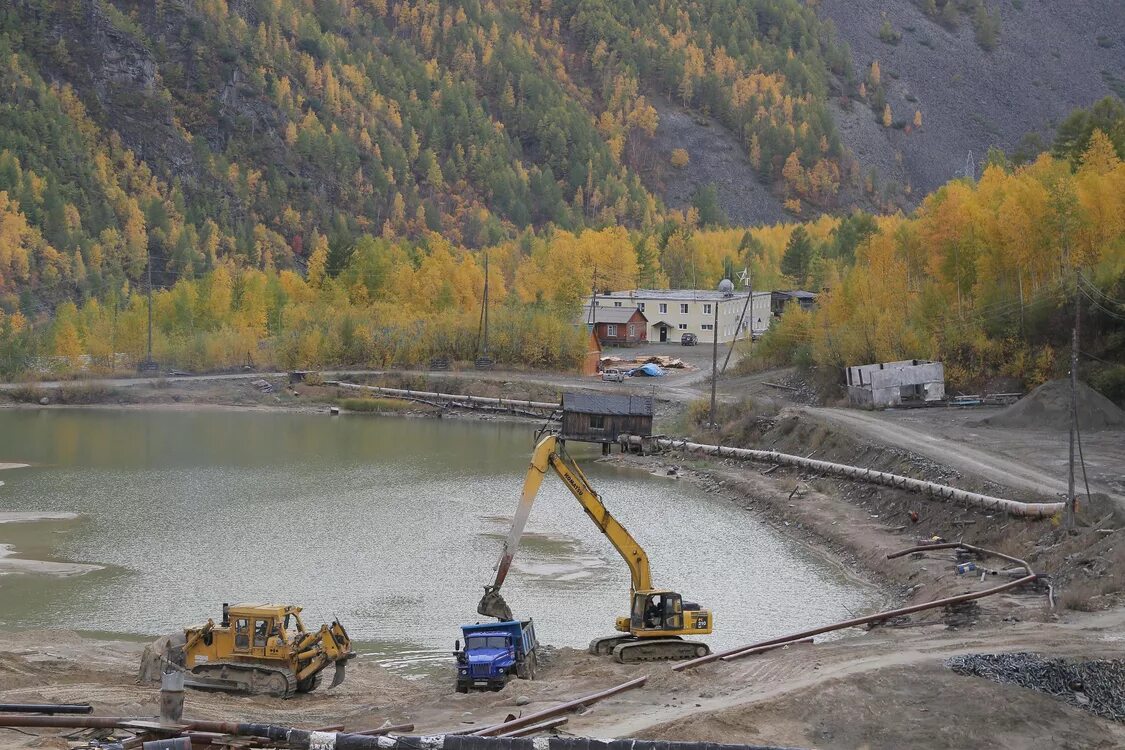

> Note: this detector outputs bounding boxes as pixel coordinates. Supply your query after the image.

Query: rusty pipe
[350,723,415,736]
[886,541,1033,576]
[675,574,1039,671]
[718,637,813,662]
[495,717,569,737]
[470,676,649,736]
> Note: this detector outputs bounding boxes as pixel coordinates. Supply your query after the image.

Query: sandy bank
[0,512,102,577]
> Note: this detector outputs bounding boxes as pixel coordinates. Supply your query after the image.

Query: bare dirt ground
[797,405,1125,508]
[2,360,1124,748]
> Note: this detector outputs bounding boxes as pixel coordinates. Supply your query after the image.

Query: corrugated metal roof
[579,305,646,325]
[563,392,654,416]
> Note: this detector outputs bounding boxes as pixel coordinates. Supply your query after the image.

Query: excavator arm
[478,435,651,619]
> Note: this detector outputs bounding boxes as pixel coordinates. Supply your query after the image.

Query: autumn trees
[755,143,1125,390]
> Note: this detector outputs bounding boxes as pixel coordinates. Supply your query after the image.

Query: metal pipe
[0,717,809,750]
[620,435,1063,519]
[471,676,649,737]
[886,542,1033,576]
[334,382,560,411]
[718,637,814,662]
[350,723,415,736]
[675,574,1039,671]
[494,717,569,738]
[0,704,93,715]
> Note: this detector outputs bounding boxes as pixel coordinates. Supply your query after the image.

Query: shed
[770,290,818,317]
[577,325,602,376]
[847,359,945,408]
[580,306,648,346]
[561,392,654,449]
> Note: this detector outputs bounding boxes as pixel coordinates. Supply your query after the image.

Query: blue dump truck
[454,619,538,692]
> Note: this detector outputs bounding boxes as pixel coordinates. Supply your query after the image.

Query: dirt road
[800,405,1125,508]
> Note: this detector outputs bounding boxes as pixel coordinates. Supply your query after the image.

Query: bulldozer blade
[330,661,346,689]
[477,585,513,621]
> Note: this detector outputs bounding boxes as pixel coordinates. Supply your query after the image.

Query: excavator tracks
[189,662,298,698]
[613,639,710,663]
[589,635,711,663]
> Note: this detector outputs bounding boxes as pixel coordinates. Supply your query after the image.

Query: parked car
[681,332,698,346]
[601,368,626,382]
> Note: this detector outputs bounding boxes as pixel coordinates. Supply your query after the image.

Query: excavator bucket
[330,660,346,688]
[477,585,513,621]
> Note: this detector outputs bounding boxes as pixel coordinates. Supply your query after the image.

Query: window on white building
[680,303,689,314]
[701,324,713,330]
[606,324,618,337]
[659,303,668,314]
[678,323,688,330]
[703,303,712,314]
[638,302,645,312]
[614,301,622,307]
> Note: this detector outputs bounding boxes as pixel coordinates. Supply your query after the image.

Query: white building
[594,287,772,344]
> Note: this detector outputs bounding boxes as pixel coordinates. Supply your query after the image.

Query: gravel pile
[947,652,1125,722]
[976,379,1125,432]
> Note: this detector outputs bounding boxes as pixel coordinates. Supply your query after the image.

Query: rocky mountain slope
[818,0,1125,198]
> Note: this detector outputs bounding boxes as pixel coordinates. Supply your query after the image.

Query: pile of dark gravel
[947,652,1125,722]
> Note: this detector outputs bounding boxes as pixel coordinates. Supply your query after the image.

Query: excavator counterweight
[479,435,713,663]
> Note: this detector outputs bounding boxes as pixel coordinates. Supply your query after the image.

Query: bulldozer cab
[226,604,304,658]
[631,591,684,633]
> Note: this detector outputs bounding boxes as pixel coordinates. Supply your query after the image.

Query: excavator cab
[628,591,711,635]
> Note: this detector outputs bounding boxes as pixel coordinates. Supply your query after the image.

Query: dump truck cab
[455,619,537,692]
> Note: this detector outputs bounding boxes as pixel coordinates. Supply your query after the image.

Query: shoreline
[603,453,896,607]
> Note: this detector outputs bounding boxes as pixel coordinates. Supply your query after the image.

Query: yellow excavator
[478,435,713,662]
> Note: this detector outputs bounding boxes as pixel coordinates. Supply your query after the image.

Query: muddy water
[0,409,878,671]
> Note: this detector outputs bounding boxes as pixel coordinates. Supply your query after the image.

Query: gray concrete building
[846,359,945,408]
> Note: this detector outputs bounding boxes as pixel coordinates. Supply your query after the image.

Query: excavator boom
[478,435,651,617]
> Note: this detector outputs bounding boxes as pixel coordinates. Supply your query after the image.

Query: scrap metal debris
[947,652,1125,722]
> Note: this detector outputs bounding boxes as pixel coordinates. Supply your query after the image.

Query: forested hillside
[0,1,1122,395]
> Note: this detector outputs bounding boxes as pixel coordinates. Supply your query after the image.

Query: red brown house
[580,305,648,346]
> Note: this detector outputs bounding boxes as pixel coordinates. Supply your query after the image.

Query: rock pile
[947,652,1125,721]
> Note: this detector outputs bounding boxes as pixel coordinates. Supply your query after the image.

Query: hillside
[818,0,1125,199]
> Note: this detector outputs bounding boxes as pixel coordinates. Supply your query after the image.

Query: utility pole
[482,250,489,358]
[709,298,719,429]
[1066,271,1080,529]
[146,255,153,362]
[721,269,753,375]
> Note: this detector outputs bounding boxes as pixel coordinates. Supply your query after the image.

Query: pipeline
[494,717,569,738]
[675,573,1039,671]
[620,435,1064,519]
[886,541,1034,577]
[0,716,809,750]
[332,382,560,412]
[0,703,92,715]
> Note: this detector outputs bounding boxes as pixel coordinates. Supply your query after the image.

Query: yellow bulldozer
[140,603,353,698]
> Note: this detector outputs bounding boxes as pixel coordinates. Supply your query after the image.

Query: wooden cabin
[561,392,654,452]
